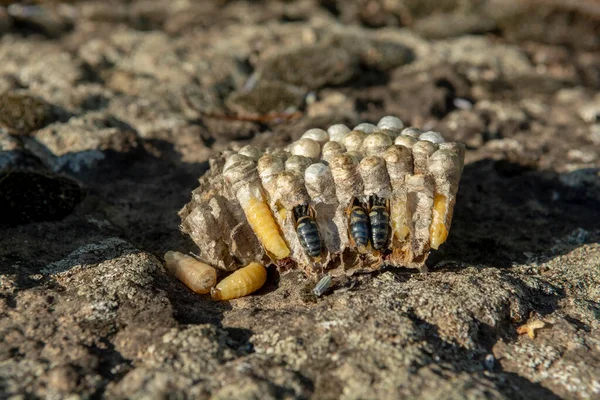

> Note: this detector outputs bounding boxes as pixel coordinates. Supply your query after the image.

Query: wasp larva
[164,251,217,294]
[242,186,290,260]
[211,262,267,300]
[428,149,462,249]
[223,155,290,260]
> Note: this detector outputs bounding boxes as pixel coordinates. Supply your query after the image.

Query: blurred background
[1,1,599,399]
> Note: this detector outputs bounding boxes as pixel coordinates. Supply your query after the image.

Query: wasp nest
[179,116,464,276]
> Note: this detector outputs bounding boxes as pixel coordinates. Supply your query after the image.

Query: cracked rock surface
[1,1,599,399]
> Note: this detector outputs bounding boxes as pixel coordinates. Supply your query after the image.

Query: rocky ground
[1,1,600,399]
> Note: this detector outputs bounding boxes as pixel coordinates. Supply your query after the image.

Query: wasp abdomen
[296,216,322,257]
[293,204,322,258]
[370,206,390,250]
[350,206,370,249]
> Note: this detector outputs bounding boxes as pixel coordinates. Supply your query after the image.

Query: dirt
[0,1,599,399]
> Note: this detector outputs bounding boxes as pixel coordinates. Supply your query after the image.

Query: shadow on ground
[430,158,600,270]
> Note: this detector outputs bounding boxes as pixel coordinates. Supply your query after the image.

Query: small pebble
[453,98,473,110]
[484,354,495,371]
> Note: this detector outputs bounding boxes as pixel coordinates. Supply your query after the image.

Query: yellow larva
[429,194,448,250]
[244,195,290,259]
[390,196,410,245]
[211,262,267,300]
[164,251,217,294]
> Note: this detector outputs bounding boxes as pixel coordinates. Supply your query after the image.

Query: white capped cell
[394,135,417,148]
[401,127,422,138]
[289,138,321,160]
[301,128,329,145]
[344,130,367,152]
[322,141,346,163]
[285,155,312,176]
[359,156,391,197]
[237,145,263,161]
[257,154,285,194]
[327,124,351,142]
[412,140,438,175]
[377,116,404,132]
[329,152,363,201]
[362,132,393,156]
[419,131,445,144]
[305,163,336,203]
[353,123,378,134]
[346,150,364,162]
[223,153,253,173]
